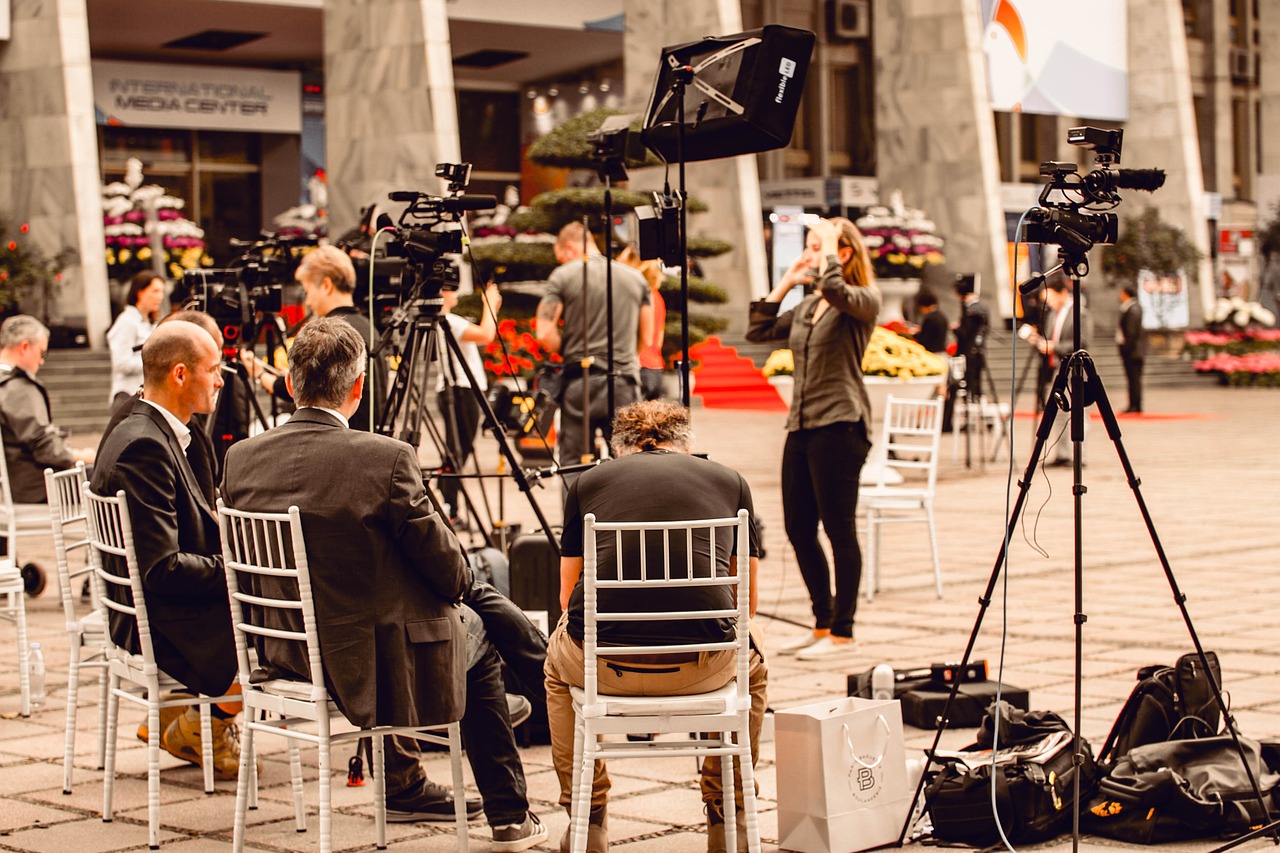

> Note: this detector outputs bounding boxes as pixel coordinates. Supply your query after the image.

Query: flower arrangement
[1205,297,1277,332]
[483,318,561,382]
[1184,328,1280,359]
[761,348,794,377]
[1,217,71,316]
[103,158,213,282]
[854,190,945,280]
[862,327,947,378]
[1194,351,1280,386]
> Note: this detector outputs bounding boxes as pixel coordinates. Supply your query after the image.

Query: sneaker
[386,778,483,823]
[706,798,749,853]
[559,806,607,853]
[776,629,828,656]
[795,636,856,661]
[507,694,532,728]
[493,812,549,852]
[162,707,260,780]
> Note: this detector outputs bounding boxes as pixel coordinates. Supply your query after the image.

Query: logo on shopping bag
[848,756,883,803]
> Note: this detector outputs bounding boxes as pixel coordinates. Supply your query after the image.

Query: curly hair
[610,400,693,455]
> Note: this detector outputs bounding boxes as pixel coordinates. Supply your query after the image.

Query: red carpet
[690,336,788,411]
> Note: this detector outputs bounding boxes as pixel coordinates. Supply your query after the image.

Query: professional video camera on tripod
[369,163,559,550]
[900,128,1276,848]
[183,232,313,464]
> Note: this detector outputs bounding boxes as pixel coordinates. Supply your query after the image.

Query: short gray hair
[288,317,367,409]
[0,315,49,349]
[610,401,694,455]
[298,245,356,293]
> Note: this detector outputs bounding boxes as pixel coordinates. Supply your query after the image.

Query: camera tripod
[898,262,1274,851]
[373,300,559,553]
[948,349,1010,469]
[206,315,287,468]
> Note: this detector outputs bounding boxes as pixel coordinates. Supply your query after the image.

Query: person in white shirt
[438,282,501,528]
[107,271,166,404]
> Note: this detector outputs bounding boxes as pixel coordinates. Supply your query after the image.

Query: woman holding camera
[746,217,880,660]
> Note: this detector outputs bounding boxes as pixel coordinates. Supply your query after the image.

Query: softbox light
[641,25,816,163]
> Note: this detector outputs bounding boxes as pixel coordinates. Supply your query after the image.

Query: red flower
[6,241,16,251]
[20,223,29,234]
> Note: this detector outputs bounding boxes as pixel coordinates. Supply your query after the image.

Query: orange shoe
[162,707,260,780]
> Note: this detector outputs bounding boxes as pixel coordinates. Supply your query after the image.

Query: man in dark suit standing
[941,274,989,432]
[90,320,246,778]
[221,317,546,849]
[1117,284,1148,413]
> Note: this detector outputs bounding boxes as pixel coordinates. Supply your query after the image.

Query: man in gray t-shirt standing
[537,222,652,469]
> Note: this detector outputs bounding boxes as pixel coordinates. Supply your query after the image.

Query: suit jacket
[0,365,76,502]
[1118,299,1148,360]
[954,298,990,359]
[220,408,470,729]
[90,399,235,696]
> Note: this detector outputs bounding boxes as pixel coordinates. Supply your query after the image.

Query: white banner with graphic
[981,0,1128,121]
[93,60,301,133]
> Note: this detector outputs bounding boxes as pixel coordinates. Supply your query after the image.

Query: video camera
[183,232,314,351]
[362,163,496,322]
[1021,127,1165,277]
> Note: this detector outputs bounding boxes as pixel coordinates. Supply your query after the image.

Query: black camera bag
[1097,651,1222,767]
[925,705,1098,846]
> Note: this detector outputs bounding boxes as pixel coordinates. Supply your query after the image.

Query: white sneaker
[795,636,856,661]
[776,631,826,655]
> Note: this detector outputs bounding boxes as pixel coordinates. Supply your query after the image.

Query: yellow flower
[137,246,152,260]
[762,348,794,377]
[861,327,945,377]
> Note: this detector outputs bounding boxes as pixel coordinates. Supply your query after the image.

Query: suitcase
[507,530,562,631]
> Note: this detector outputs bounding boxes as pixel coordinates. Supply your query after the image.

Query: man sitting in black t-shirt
[544,401,767,853]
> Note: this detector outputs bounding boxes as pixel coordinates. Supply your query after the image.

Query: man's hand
[481,281,503,314]
[73,447,95,466]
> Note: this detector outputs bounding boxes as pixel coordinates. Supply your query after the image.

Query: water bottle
[871,663,894,701]
[28,642,46,708]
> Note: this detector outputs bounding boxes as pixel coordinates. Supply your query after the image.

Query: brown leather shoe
[162,707,260,780]
[136,692,194,752]
[706,798,748,853]
[559,806,607,853]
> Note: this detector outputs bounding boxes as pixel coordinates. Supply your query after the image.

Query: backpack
[1097,651,1222,767]
[925,704,1099,846]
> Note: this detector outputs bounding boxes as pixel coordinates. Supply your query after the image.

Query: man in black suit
[221,318,546,849]
[941,274,989,432]
[90,320,246,778]
[1117,284,1148,413]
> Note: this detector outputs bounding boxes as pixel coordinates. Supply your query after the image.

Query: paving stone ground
[2,382,1277,852]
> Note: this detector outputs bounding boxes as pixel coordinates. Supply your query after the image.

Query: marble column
[0,0,110,344]
[872,0,1009,315]
[622,0,770,328]
[323,0,460,235]
[1125,0,1212,325]
[1257,0,1280,214]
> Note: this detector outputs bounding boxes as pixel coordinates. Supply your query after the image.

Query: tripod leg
[1081,358,1276,827]
[896,372,1069,845]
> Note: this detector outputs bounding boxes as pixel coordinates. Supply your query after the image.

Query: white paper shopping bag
[775,696,910,853]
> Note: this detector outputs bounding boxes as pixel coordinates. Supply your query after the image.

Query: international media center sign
[92,60,302,134]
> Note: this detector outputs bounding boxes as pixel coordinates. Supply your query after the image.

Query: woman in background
[107,271,165,405]
[619,245,666,400]
[746,217,880,661]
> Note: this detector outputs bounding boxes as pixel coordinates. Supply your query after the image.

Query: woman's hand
[779,253,816,291]
[807,218,840,258]
[481,281,503,313]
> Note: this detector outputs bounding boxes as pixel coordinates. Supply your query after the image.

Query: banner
[1138,269,1190,329]
[93,60,301,133]
[981,0,1128,121]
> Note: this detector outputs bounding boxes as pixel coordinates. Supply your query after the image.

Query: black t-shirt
[561,450,760,646]
[915,310,949,353]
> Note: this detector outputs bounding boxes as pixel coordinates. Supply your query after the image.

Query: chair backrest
[217,500,327,703]
[581,510,752,709]
[82,483,160,671]
[874,395,943,493]
[46,463,93,628]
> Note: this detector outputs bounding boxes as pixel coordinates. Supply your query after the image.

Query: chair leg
[95,662,109,770]
[287,731,305,830]
[102,675,121,822]
[736,720,762,853]
[571,718,593,853]
[232,711,255,852]
[317,713,332,853]
[927,506,943,598]
[199,703,215,793]
[146,693,162,849]
[372,733,386,850]
[722,732,737,853]
[449,723,469,852]
[62,648,81,794]
[15,592,30,717]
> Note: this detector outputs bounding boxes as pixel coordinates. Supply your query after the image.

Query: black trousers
[1121,352,1144,412]
[437,386,483,518]
[781,421,871,638]
[557,373,641,467]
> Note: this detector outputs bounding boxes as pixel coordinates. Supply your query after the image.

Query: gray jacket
[0,364,74,502]
[746,258,881,433]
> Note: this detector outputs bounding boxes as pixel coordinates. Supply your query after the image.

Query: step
[42,348,113,434]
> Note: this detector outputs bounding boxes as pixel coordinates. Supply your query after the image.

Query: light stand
[897,246,1274,850]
